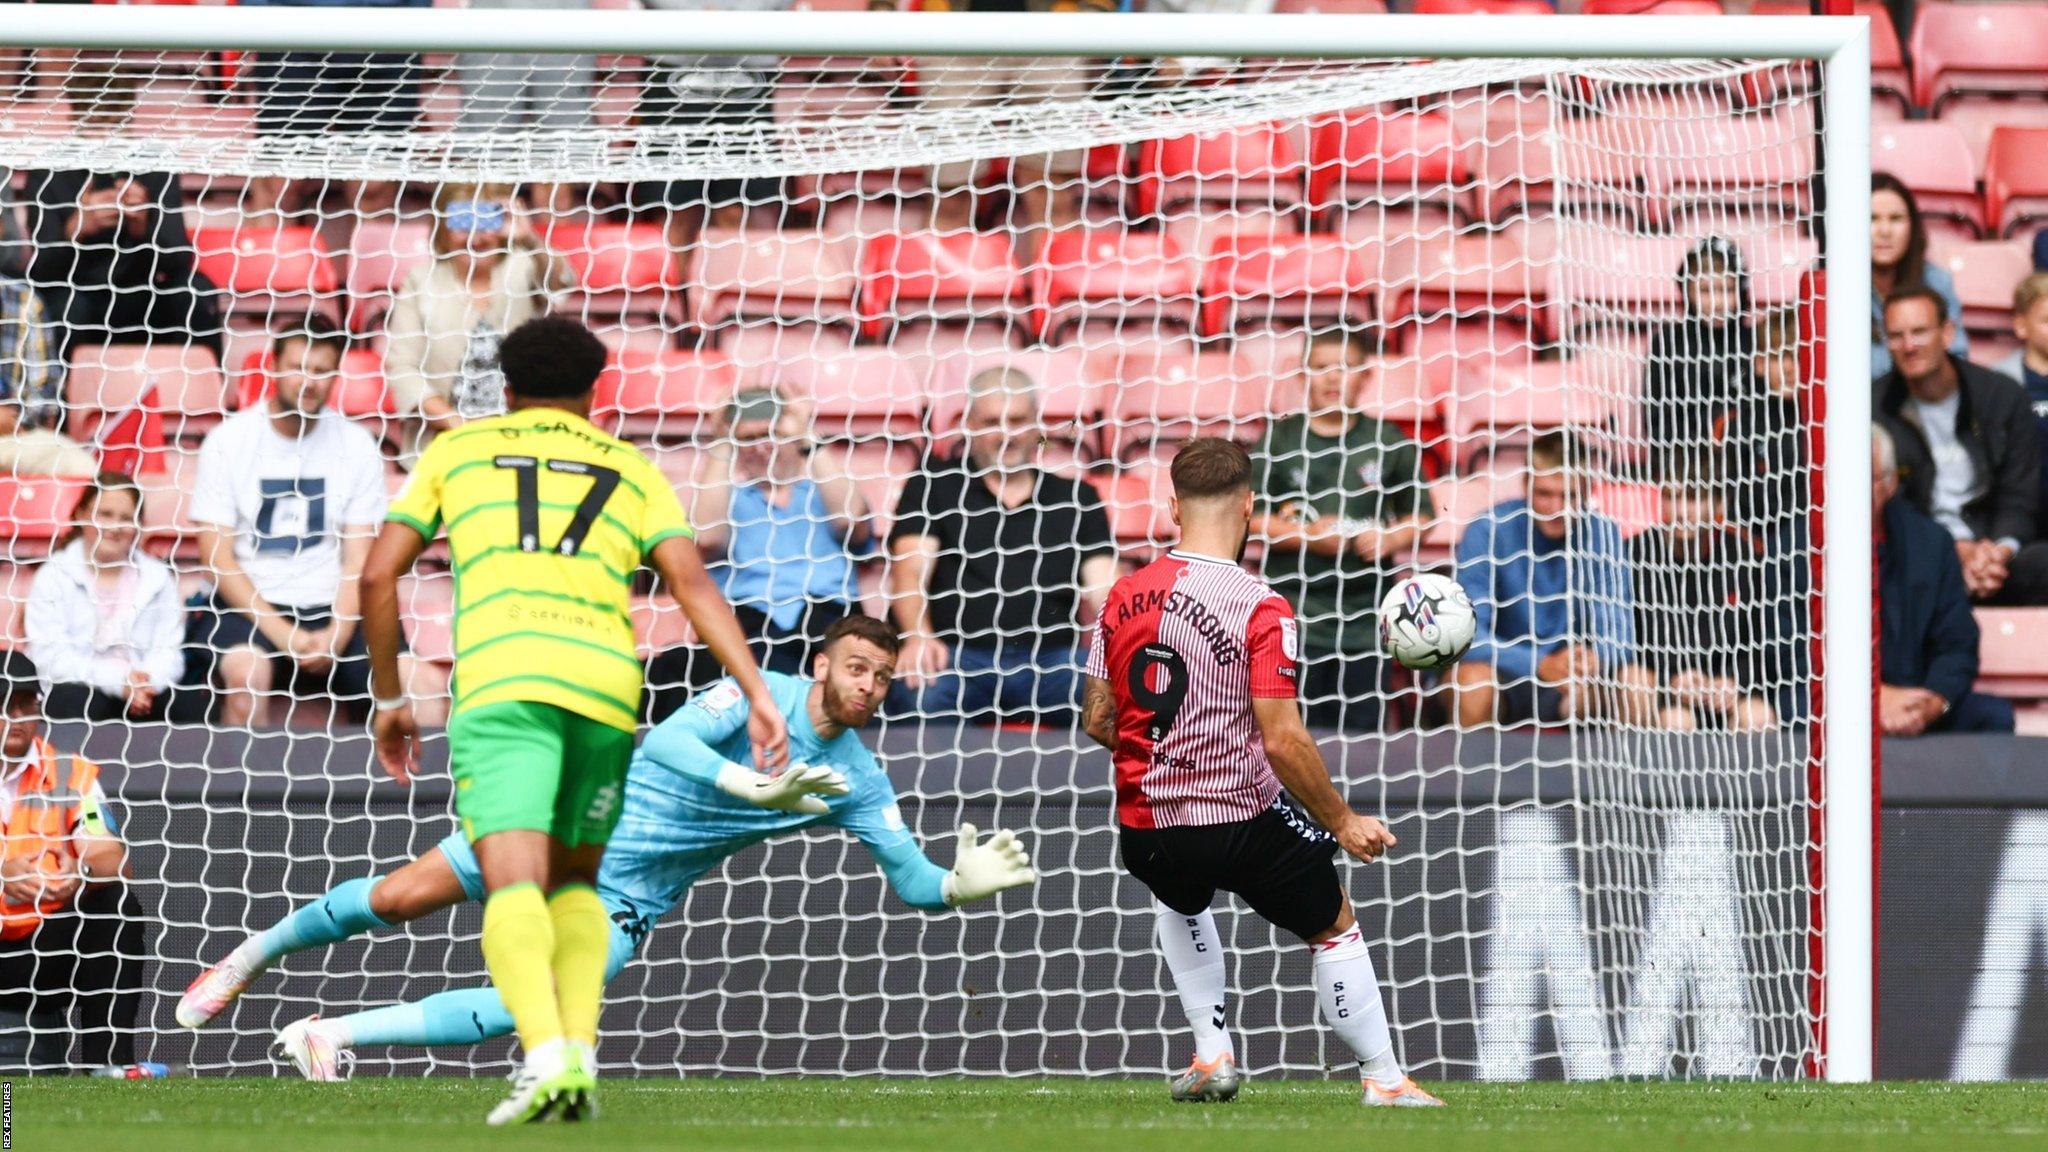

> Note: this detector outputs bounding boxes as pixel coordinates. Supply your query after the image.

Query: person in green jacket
[1250,328,1434,731]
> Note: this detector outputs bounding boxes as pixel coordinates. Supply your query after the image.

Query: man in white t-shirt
[190,327,440,726]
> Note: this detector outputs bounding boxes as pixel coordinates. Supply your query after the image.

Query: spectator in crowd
[189,326,443,727]
[630,0,790,329]
[458,0,592,217]
[1715,305,1806,545]
[239,0,430,221]
[383,182,574,458]
[1876,285,2048,606]
[899,0,1108,259]
[1875,424,2014,736]
[0,273,93,477]
[645,387,873,721]
[1628,474,1791,732]
[1641,236,1755,481]
[1871,171,1967,379]
[0,651,151,1074]
[886,366,1116,722]
[1250,327,1431,730]
[26,472,189,724]
[22,168,224,363]
[1452,430,1654,729]
[1992,271,2048,523]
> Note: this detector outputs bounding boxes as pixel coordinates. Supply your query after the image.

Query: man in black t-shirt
[886,368,1118,722]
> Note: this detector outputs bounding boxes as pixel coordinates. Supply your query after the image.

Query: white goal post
[0,6,1871,1082]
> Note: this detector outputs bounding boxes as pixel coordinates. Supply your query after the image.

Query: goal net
[0,9,1869,1081]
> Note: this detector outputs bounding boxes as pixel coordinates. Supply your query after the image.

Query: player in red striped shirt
[1081,438,1442,1108]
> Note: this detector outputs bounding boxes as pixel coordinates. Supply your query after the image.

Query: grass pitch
[19,1078,2048,1151]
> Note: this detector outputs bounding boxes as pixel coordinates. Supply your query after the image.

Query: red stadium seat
[1419,471,1521,553]
[1028,227,1199,343]
[66,343,226,447]
[1647,110,1814,225]
[1910,2,2048,114]
[1579,0,1719,12]
[1273,0,1387,12]
[191,225,339,319]
[1588,482,1661,540]
[1308,109,1471,212]
[855,231,1021,342]
[1471,121,1647,228]
[1441,360,1607,467]
[1413,0,1553,12]
[344,219,434,334]
[1871,121,1985,236]
[1089,461,1176,551]
[1932,99,2048,176]
[548,220,680,319]
[750,348,927,441]
[844,441,913,540]
[1752,0,1908,111]
[137,450,200,560]
[1542,229,1817,338]
[1984,127,2048,239]
[233,348,395,418]
[688,229,861,334]
[592,347,737,441]
[1104,349,1289,462]
[1382,229,1540,332]
[1134,123,1305,218]
[1929,238,2035,335]
[1976,608,2048,697]
[0,474,87,560]
[1198,233,1377,338]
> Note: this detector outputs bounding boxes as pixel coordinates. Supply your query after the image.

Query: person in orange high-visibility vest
[0,651,149,1073]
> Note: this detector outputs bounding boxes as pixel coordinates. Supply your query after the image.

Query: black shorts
[1119,797,1346,941]
[190,593,394,704]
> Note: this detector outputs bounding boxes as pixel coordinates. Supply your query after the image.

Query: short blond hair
[2015,273,2048,316]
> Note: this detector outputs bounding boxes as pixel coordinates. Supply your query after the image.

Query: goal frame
[0,5,1877,1082]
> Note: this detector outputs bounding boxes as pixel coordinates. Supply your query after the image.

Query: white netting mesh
[0,31,1825,1081]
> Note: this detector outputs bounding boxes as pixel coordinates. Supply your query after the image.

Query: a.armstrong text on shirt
[1105,585,1247,667]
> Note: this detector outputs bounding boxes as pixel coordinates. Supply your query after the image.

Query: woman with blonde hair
[382,182,574,453]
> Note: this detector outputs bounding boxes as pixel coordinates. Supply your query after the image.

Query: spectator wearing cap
[885,367,1117,723]
[0,651,153,1074]
[383,182,574,459]
[643,387,873,721]
[26,472,192,724]
[1641,236,1758,484]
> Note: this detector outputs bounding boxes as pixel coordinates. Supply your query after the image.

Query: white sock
[226,936,273,978]
[1155,902,1233,1063]
[1311,923,1403,1085]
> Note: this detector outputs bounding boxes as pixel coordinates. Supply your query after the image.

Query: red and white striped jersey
[1085,549,1299,829]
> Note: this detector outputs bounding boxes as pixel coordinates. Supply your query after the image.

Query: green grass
[17,1078,2048,1151]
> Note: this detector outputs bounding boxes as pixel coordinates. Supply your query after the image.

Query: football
[1378,573,1478,671]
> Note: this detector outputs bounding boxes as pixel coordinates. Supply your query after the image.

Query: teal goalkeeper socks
[245,876,389,967]
[335,987,514,1049]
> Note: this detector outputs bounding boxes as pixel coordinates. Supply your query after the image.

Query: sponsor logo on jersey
[698,680,745,715]
[1279,617,1299,663]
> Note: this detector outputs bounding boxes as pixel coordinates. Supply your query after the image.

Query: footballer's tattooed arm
[1081,675,1116,751]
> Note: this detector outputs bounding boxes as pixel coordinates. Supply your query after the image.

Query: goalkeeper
[178,615,1036,1076]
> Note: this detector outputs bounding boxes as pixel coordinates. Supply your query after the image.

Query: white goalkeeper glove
[940,823,1036,907]
[714,761,850,815]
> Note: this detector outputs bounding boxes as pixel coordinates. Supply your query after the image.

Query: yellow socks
[481,882,561,1050]
[548,883,610,1048]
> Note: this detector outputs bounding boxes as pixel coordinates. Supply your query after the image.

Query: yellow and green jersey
[387,409,692,732]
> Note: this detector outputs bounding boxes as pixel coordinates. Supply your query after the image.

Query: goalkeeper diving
[177,615,1037,1076]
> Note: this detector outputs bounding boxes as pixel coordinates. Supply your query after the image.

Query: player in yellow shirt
[360,316,789,1126]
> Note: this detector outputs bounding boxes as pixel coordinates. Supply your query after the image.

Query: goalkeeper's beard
[820,678,880,731]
